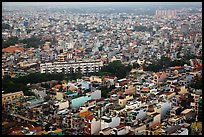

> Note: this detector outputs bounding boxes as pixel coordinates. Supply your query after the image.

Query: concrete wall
[78,81,92,90]
[32,89,47,99]
[71,95,91,108]
[91,118,101,135]
[178,128,188,135]
[134,124,146,135]
[117,128,126,135]
[56,92,63,100]
[101,117,120,130]
[57,101,69,110]
[90,90,101,100]
[151,113,161,126]
[160,102,172,120]
[136,109,147,120]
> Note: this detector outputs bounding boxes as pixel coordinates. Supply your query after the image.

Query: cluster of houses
[2,60,202,135]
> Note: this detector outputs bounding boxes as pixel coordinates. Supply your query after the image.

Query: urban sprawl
[2,4,202,135]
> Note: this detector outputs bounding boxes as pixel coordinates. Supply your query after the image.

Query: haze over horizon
[3,2,202,9]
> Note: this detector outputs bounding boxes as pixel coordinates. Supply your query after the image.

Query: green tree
[133,62,140,69]
[2,36,19,48]
[190,76,202,89]
[2,23,11,30]
[99,60,131,79]
[100,86,111,98]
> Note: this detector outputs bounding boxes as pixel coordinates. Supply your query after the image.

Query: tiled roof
[115,123,125,129]
[103,76,115,79]
[141,87,150,91]
[79,110,93,118]
[54,129,62,133]
[117,91,123,95]
[54,84,61,89]
[85,114,94,121]
[2,46,26,52]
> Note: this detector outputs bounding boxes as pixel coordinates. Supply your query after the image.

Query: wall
[89,90,101,100]
[32,89,47,99]
[117,128,126,135]
[101,116,120,130]
[160,102,172,120]
[90,76,102,83]
[2,91,24,105]
[178,128,188,135]
[57,101,69,110]
[56,92,63,100]
[151,113,161,126]
[71,95,92,108]
[134,124,146,135]
[136,109,147,120]
[91,118,101,135]
[78,81,92,90]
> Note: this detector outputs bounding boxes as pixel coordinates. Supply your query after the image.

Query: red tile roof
[79,111,93,118]
[103,76,115,79]
[115,123,125,129]
[117,91,123,95]
[85,114,94,121]
[2,46,26,53]
[141,87,150,91]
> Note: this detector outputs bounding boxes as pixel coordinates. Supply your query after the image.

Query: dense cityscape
[2,2,202,135]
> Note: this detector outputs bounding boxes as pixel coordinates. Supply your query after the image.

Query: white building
[86,90,101,100]
[100,116,120,130]
[40,60,103,74]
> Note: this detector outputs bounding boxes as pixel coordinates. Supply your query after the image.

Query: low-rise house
[89,76,102,83]
[99,127,113,135]
[100,115,120,130]
[2,91,24,106]
[111,123,126,135]
[153,71,167,84]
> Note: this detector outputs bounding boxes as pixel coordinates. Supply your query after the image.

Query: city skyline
[3,2,202,8]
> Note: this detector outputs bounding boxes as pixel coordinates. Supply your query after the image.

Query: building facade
[2,91,24,106]
[40,60,103,74]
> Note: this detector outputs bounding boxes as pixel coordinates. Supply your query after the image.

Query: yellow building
[2,91,24,105]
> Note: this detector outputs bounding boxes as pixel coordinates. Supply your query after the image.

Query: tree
[100,86,111,98]
[190,76,202,89]
[2,36,19,48]
[2,23,11,30]
[99,60,131,79]
[20,36,44,48]
[133,62,140,69]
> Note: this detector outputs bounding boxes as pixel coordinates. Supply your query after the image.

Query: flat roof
[181,109,193,114]
[2,91,24,98]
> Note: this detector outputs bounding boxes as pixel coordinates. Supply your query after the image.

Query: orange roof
[54,129,62,133]
[79,111,93,118]
[54,84,61,89]
[85,114,94,121]
[150,123,161,129]
[36,131,44,135]
[2,46,26,53]
[117,91,123,95]
[141,87,150,91]
[16,102,21,105]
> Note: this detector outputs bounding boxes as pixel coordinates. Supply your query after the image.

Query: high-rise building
[155,10,177,17]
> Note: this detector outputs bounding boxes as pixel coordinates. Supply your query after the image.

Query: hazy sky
[3,2,202,8]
